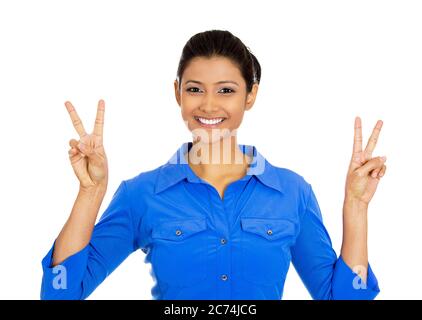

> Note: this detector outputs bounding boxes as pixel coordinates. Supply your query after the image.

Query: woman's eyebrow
[184,80,239,86]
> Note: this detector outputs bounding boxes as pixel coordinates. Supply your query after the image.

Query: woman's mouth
[194,116,226,128]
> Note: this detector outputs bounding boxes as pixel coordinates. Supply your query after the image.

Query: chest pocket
[240,217,297,286]
[151,218,208,287]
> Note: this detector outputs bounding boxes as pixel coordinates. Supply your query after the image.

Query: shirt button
[221,274,228,281]
[267,229,273,235]
[175,229,182,236]
[220,238,227,245]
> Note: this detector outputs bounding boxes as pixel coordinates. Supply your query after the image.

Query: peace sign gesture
[65,99,108,191]
[345,117,387,205]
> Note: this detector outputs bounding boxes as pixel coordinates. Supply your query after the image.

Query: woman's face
[174,56,259,144]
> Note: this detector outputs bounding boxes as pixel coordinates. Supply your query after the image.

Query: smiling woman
[40,29,383,300]
[174,31,260,149]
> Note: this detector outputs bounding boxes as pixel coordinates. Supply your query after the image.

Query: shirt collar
[154,142,284,195]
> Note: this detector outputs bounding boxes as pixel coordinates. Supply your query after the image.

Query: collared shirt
[40,142,380,300]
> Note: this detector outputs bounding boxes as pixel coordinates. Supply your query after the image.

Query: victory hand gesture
[65,100,108,191]
[345,117,387,206]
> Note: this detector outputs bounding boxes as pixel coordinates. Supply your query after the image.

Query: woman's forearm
[52,185,107,267]
[340,197,369,284]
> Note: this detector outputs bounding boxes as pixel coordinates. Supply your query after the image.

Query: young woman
[40,30,386,300]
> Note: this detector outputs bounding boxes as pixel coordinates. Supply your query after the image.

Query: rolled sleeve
[332,255,380,300]
[290,182,380,300]
[40,180,138,300]
[40,240,90,299]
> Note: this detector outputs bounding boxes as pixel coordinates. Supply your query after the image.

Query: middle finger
[364,120,383,160]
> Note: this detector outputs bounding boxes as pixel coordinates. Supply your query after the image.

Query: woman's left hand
[344,117,387,206]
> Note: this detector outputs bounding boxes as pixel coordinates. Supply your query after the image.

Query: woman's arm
[41,181,138,300]
[41,100,125,300]
[340,198,369,284]
[341,117,387,285]
[51,100,109,266]
[290,182,380,300]
[290,117,386,300]
[52,185,106,266]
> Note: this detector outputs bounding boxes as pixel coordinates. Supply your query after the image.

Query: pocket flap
[240,217,296,241]
[152,218,207,241]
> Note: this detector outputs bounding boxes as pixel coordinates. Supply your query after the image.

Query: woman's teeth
[195,117,225,125]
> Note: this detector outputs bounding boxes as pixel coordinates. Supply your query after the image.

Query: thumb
[356,156,387,176]
[77,141,103,163]
[69,139,79,148]
[69,139,85,157]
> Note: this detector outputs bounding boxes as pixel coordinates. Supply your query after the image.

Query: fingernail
[381,156,387,162]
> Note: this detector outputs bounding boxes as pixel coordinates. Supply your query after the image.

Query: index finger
[364,120,383,159]
[65,101,87,138]
[352,116,363,158]
[93,99,105,136]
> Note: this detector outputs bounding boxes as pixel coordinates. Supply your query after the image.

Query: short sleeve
[290,182,380,300]
[40,181,138,300]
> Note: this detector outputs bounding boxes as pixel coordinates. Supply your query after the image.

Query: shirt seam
[302,182,313,221]
[122,180,138,251]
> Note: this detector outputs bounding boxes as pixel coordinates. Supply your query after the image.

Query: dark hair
[176,30,261,93]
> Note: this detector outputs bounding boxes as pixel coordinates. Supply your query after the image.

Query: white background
[0,0,421,299]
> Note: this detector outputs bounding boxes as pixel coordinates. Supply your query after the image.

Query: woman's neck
[186,136,252,180]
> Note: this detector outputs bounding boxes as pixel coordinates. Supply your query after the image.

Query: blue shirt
[40,142,380,300]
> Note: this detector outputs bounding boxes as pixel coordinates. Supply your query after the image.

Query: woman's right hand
[65,99,108,191]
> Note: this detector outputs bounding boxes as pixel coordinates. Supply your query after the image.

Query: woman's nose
[198,95,219,113]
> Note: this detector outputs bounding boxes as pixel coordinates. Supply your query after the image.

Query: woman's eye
[219,88,235,94]
[186,87,201,93]
[186,87,235,94]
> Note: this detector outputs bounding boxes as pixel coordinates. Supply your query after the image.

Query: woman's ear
[174,79,181,107]
[245,83,259,111]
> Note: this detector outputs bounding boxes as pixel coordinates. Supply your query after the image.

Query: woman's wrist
[79,182,107,197]
[343,195,369,215]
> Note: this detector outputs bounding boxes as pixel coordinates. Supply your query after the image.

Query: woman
[40,30,386,300]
